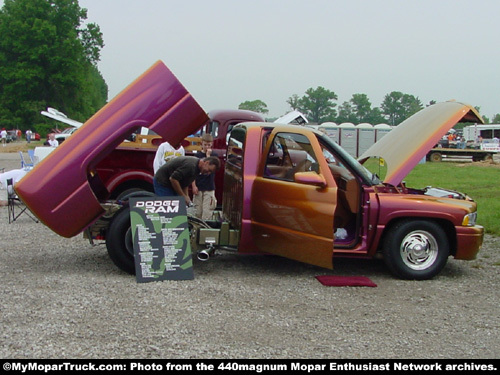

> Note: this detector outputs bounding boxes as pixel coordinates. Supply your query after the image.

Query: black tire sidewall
[430,152,442,162]
[383,220,449,280]
[106,206,135,274]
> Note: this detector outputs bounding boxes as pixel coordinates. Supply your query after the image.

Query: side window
[264,133,318,181]
[227,127,246,168]
[225,121,240,144]
[206,120,219,138]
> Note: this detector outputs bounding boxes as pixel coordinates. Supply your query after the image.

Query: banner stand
[129,196,194,283]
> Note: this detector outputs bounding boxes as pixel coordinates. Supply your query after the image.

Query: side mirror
[294,172,327,188]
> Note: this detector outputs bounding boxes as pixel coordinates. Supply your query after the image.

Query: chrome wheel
[400,230,438,271]
[383,220,449,280]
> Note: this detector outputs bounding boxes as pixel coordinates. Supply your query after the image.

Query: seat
[7,178,38,223]
[27,149,38,165]
[19,151,34,169]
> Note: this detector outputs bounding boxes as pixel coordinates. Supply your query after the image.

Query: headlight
[462,212,477,226]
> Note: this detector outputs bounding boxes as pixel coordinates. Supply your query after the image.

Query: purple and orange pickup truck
[16,61,484,279]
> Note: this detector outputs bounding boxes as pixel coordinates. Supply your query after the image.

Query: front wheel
[429,152,442,162]
[382,220,449,280]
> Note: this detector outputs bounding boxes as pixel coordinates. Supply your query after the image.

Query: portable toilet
[339,123,357,157]
[357,123,375,156]
[319,122,339,143]
[375,124,392,142]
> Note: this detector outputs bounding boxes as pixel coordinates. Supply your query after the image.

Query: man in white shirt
[153,141,184,173]
[1,128,7,147]
[47,133,59,147]
[26,129,33,143]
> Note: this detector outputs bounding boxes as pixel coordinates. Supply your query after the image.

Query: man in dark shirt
[153,156,220,206]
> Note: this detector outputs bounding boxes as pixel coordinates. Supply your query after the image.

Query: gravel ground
[0,150,499,359]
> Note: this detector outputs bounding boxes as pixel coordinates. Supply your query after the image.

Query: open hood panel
[358,101,483,186]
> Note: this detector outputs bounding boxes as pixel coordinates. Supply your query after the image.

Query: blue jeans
[153,177,177,197]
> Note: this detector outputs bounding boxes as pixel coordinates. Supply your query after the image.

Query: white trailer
[462,124,500,141]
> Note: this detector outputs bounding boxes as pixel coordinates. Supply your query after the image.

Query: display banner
[129,196,194,282]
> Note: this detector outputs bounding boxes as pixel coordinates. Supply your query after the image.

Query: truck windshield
[317,133,380,186]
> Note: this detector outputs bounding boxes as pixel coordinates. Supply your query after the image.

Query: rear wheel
[383,220,449,280]
[106,206,135,274]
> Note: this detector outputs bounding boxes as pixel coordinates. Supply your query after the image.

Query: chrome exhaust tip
[197,250,211,261]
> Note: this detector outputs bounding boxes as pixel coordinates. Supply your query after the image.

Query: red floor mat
[315,275,377,287]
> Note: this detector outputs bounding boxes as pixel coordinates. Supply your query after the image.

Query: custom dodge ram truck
[15,61,484,280]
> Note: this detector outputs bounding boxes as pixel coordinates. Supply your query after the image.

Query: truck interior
[263,131,362,248]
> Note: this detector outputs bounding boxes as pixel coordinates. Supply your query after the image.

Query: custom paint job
[359,101,483,186]
[222,113,483,270]
[16,61,208,237]
[14,59,484,276]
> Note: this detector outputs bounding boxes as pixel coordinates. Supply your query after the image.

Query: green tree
[381,91,423,126]
[491,114,500,124]
[286,94,300,111]
[238,99,269,114]
[295,86,338,123]
[336,93,386,124]
[0,0,107,131]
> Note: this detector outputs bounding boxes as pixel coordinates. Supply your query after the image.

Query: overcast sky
[8,0,500,119]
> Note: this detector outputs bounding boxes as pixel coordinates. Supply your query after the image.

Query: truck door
[250,130,337,269]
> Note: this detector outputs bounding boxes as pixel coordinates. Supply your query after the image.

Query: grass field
[403,161,500,236]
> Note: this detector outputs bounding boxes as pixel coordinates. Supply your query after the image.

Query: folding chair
[19,151,34,169]
[27,149,38,166]
[6,178,38,223]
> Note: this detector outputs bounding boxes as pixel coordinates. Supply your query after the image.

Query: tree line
[0,0,107,135]
[240,88,500,126]
[2,1,499,138]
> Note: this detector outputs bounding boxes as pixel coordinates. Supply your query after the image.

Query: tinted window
[264,132,318,181]
[227,127,246,168]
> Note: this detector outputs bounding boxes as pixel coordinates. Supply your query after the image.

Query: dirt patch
[1,142,36,153]
[454,160,500,169]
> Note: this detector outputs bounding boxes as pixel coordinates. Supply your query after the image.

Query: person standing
[154,155,220,207]
[26,129,32,143]
[47,133,59,147]
[1,128,7,147]
[153,141,185,174]
[192,134,218,220]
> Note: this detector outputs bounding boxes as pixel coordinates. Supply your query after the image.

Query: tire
[106,206,135,274]
[106,203,201,274]
[382,220,449,280]
[483,154,493,162]
[429,152,442,162]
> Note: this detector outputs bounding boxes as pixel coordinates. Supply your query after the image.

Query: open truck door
[250,126,337,269]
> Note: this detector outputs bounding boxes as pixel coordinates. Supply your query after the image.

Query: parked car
[54,127,79,144]
[6,130,17,143]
